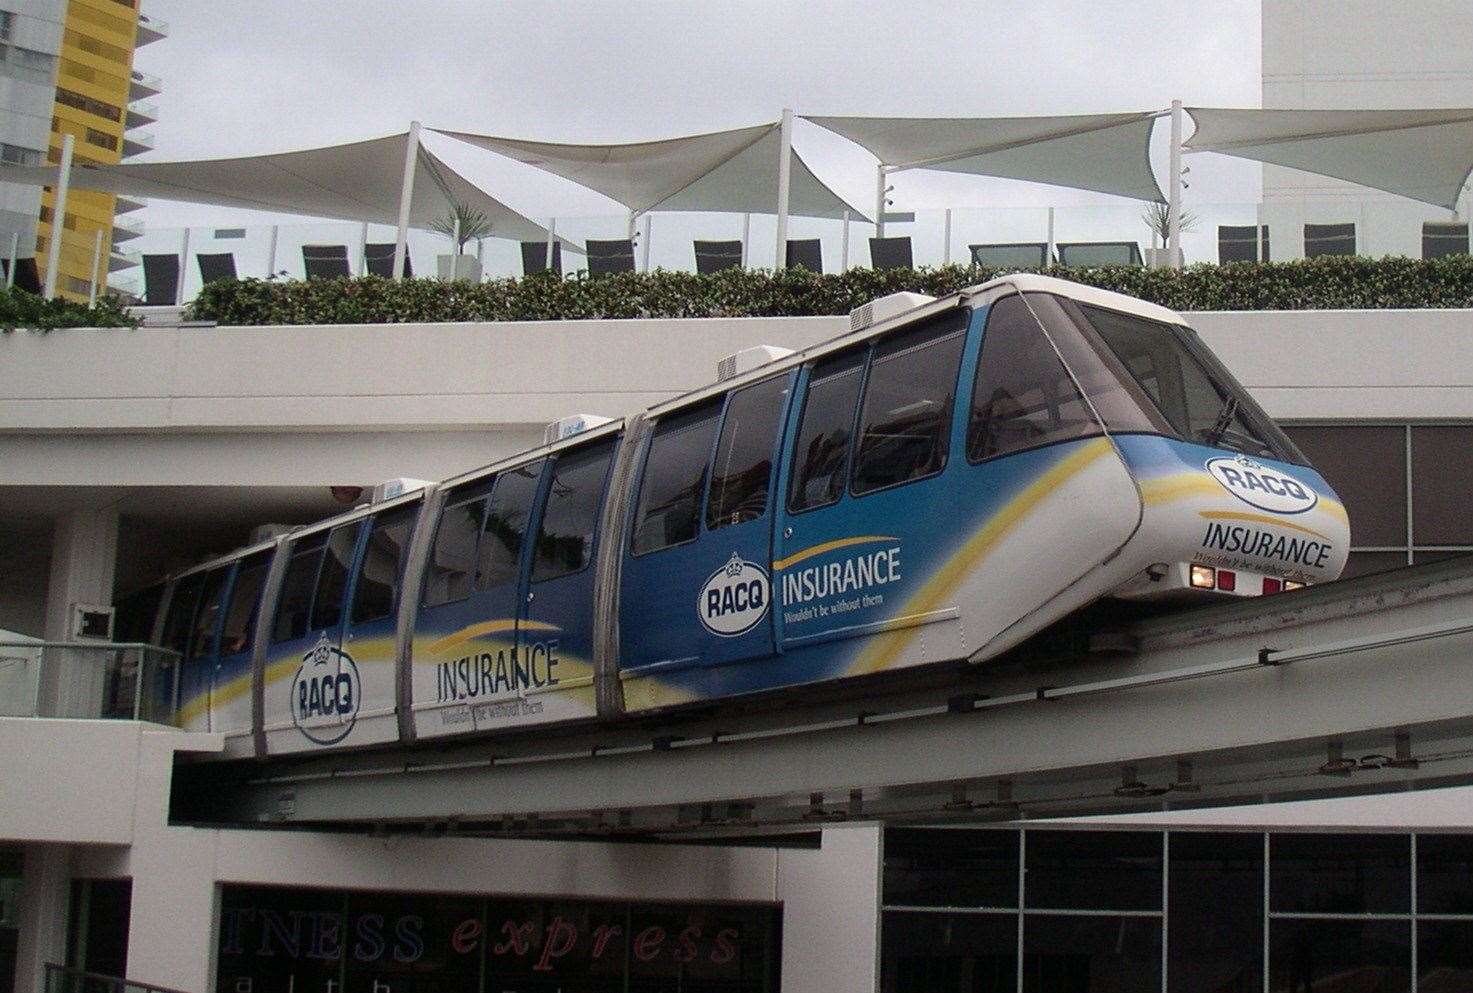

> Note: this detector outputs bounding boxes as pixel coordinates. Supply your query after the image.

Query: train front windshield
[1027,293,1307,465]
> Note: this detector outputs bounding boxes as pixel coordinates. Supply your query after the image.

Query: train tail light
[1190,565,1216,590]
[1217,569,1237,592]
[1262,577,1283,594]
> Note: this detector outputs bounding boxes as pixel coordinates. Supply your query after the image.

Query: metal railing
[0,640,180,723]
[46,964,192,993]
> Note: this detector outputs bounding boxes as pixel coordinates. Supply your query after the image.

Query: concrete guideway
[183,556,1473,837]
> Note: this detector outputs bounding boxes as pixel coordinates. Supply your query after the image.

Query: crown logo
[725,552,745,578]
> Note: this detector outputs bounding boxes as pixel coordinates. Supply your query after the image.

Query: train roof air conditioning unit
[370,478,432,503]
[849,291,936,332]
[544,414,615,446]
[716,345,795,382]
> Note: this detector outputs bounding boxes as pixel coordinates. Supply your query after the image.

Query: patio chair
[364,243,412,278]
[969,243,1052,268]
[1218,225,1270,263]
[1303,223,1356,258]
[1423,222,1470,260]
[785,239,823,273]
[196,253,237,286]
[693,240,742,274]
[1056,242,1143,267]
[869,236,913,271]
[521,241,563,277]
[141,254,180,305]
[302,244,351,279]
[2,257,42,295]
[585,239,636,276]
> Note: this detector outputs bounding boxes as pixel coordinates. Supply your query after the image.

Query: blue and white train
[148,274,1350,758]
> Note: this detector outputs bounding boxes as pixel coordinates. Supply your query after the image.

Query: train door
[773,309,973,679]
[261,522,363,753]
[521,436,618,724]
[158,569,211,730]
[411,461,546,738]
[209,550,269,753]
[619,375,791,711]
[338,500,419,748]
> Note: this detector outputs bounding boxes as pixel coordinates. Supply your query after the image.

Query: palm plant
[1141,201,1199,245]
[431,202,494,255]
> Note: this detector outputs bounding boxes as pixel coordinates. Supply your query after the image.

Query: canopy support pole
[358,221,369,276]
[87,228,103,307]
[1256,208,1265,263]
[875,164,888,239]
[741,213,751,268]
[641,215,652,272]
[43,133,74,300]
[176,227,190,306]
[1046,206,1056,266]
[6,231,18,289]
[774,108,794,271]
[626,211,637,242]
[266,225,278,278]
[840,210,850,272]
[1168,99,1183,269]
[544,219,556,270]
[943,208,952,265]
[392,121,421,282]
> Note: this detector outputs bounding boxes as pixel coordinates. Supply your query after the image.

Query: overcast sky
[133,0,1264,227]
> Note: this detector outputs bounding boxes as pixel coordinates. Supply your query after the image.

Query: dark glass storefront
[882,828,1473,993]
[217,886,780,993]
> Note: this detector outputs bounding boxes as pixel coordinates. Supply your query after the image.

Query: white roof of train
[982,272,1188,326]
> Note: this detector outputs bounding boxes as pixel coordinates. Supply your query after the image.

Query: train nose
[1194,456,1350,583]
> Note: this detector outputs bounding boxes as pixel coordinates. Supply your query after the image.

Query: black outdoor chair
[364,243,411,278]
[969,243,1052,268]
[1303,223,1356,258]
[141,254,180,305]
[1,257,42,295]
[585,239,636,276]
[693,240,742,274]
[302,244,352,279]
[1423,222,1470,260]
[521,241,563,277]
[785,239,823,273]
[869,236,913,271]
[1056,242,1143,267]
[1218,225,1270,263]
[196,253,237,286]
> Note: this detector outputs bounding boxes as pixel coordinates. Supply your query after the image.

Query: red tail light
[1217,570,1237,592]
[1263,577,1283,594]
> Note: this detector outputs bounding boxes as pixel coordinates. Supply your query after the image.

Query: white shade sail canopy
[1186,107,1473,211]
[806,111,1167,203]
[0,131,568,243]
[437,123,869,220]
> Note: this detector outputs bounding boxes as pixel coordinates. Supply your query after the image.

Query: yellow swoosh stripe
[849,438,1114,677]
[1140,471,1349,525]
[421,618,560,656]
[773,535,899,571]
[1197,510,1331,541]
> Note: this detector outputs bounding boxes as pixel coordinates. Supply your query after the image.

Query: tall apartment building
[0,0,162,302]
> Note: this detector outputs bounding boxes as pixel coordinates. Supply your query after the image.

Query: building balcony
[126,101,159,129]
[136,12,169,47]
[122,130,155,158]
[129,69,162,101]
[0,637,180,723]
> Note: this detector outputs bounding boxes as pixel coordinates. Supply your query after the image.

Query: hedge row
[0,286,137,331]
[174,253,1473,326]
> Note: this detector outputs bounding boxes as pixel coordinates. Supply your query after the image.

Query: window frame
[218,552,271,658]
[786,347,868,516]
[474,460,545,593]
[348,501,420,627]
[704,373,792,533]
[530,438,619,584]
[419,478,496,609]
[269,531,331,645]
[628,400,724,557]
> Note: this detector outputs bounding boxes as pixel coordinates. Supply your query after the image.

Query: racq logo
[697,553,770,637]
[289,636,361,744]
[1206,455,1318,515]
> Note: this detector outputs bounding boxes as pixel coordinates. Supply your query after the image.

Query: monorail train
[148,273,1350,759]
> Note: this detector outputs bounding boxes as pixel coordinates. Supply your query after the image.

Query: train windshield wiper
[1202,395,1240,448]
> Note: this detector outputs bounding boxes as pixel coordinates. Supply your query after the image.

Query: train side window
[706,376,789,530]
[423,492,487,608]
[160,573,205,656]
[350,504,418,625]
[308,525,359,630]
[188,568,230,660]
[272,533,327,643]
[631,402,722,555]
[851,312,969,495]
[219,553,269,656]
[478,461,543,590]
[533,442,615,582]
[967,294,1096,462]
[789,350,865,512]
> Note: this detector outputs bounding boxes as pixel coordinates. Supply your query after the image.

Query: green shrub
[0,286,139,331]
[186,255,1473,326]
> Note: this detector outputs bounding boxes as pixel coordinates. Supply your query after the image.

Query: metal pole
[43,132,74,299]
[773,108,794,271]
[267,224,278,277]
[391,121,422,281]
[840,210,850,272]
[1046,206,1056,265]
[176,227,190,305]
[1168,99,1183,269]
[5,231,17,289]
[741,212,751,268]
[875,164,888,239]
[88,228,103,306]
[641,215,652,272]
[943,208,952,265]
[544,218,556,269]
[358,221,369,276]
